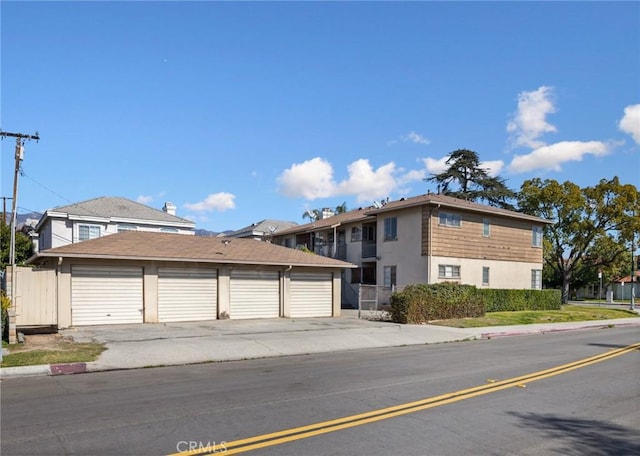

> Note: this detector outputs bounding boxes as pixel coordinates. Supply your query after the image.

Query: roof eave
[30,252,357,268]
[366,199,552,224]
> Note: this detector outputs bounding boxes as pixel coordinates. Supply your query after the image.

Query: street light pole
[631,235,635,311]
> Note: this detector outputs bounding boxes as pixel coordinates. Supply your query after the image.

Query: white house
[34,196,195,251]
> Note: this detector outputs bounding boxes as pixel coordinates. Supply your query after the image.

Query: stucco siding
[377,207,428,287]
[429,256,540,289]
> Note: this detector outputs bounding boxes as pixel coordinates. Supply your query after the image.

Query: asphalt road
[2,328,639,456]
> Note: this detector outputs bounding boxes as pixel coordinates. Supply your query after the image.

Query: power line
[21,171,78,207]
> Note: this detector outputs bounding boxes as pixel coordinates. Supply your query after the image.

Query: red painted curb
[50,363,87,375]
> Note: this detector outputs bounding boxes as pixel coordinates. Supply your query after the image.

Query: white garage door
[290,272,333,318]
[158,268,217,322]
[71,265,144,325]
[230,270,280,319]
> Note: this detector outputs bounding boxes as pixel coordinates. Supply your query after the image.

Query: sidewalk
[2,309,639,379]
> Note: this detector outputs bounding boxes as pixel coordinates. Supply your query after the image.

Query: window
[483,218,491,237]
[532,226,543,247]
[439,212,461,227]
[384,217,397,241]
[438,264,461,279]
[351,268,362,284]
[531,269,542,289]
[118,223,137,232]
[383,265,397,289]
[482,267,490,286]
[78,224,100,241]
[363,225,375,242]
[351,226,362,242]
[160,227,179,233]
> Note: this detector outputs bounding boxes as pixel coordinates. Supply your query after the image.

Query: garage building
[26,231,355,327]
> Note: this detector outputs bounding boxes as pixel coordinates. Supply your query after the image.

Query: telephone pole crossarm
[0,130,40,142]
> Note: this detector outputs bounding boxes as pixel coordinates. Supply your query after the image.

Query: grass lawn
[429,305,639,328]
[1,335,105,368]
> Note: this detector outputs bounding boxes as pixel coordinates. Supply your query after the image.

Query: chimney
[321,208,334,219]
[162,202,176,216]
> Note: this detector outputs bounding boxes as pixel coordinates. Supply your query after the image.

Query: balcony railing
[362,242,377,259]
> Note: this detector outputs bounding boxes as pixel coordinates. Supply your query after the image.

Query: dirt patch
[9,333,77,353]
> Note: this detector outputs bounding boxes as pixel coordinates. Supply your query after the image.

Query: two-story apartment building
[272,193,552,306]
[34,196,195,251]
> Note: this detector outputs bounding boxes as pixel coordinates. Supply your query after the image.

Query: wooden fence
[4,266,57,327]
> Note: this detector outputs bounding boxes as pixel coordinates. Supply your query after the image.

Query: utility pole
[1,196,12,225]
[1,131,39,264]
[0,130,39,354]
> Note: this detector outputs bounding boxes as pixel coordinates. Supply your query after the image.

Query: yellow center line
[170,342,639,456]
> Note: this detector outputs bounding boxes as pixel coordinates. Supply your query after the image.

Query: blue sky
[2,1,639,232]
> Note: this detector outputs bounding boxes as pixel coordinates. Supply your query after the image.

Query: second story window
[439,212,461,227]
[118,223,138,232]
[160,227,179,233]
[384,217,397,241]
[78,224,100,241]
[483,218,491,237]
[532,226,543,247]
[351,226,362,242]
[363,225,375,242]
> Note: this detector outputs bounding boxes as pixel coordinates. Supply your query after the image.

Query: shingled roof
[275,207,374,236]
[39,196,193,225]
[365,193,552,223]
[275,193,550,237]
[28,231,356,268]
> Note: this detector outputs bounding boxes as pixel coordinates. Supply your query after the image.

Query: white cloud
[508,141,611,173]
[421,156,449,174]
[277,157,337,199]
[184,192,236,212]
[402,131,430,145]
[507,86,557,148]
[420,156,503,177]
[481,160,504,177]
[389,131,430,146]
[336,159,398,203]
[277,157,427,202]
[618,104,640,145]
[136,195,153,204]
[398,168,427,185]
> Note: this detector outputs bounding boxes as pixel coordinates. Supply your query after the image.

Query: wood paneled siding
[421,206,542,263]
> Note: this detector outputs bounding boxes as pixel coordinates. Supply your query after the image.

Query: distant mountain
[195,228,232,237]
[3,211,42,226]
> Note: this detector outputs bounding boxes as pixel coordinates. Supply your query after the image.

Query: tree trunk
[561,276,571,304]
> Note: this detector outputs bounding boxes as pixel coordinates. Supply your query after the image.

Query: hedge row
[388,284,562,324]
[480,288,561,312]
[388,283,484,324]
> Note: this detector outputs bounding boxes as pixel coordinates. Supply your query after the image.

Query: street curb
[480,321,640,339]
[0,364,51,379]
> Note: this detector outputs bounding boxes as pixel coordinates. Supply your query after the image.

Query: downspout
[331,223,340,258]
[429,204,440,284]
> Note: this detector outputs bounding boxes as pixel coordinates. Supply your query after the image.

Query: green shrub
[389,283,484,324]
[480,288,561,312]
